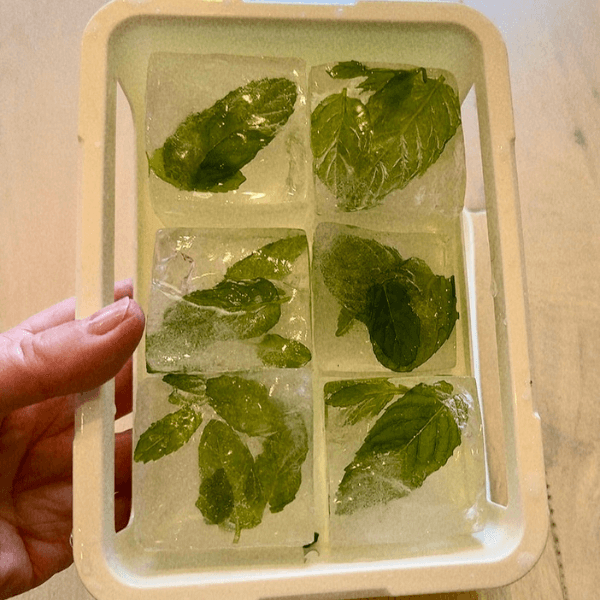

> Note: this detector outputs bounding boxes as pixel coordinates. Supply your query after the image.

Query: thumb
[0,296,145,415]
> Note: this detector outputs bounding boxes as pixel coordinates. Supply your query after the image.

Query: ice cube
[323,376,490,548]
[145,53,310,227]
[146,228,311,374]
[133,369,314,551]
[310,61,466,220]
[312,222,460,375]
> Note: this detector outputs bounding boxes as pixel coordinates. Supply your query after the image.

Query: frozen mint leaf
[146,300,281,372]
[166,389,207,410]
[148,147,247,193]
[366,257,458,372]
[312,63,461,211]
[163,373,206,395]
[358,69,404,93]
[311,89,376,211]
[146,278,285,372]
[256,411,309,513]
[226,234,308,281]
[330,61,408,95]
[167,288,281,341]
[326,60,370,80]
[324,378,408,425]
[184,277,282,312]
[197,468,234,525]
[163,375,207,409]
[368,69,461,200]
[318,233,404,318]
[324,378,396,407]
[365,69,418,128]
[365,279,421,371]
[335,382,465,514]
[149,77,297,192]
[205,375,283,437]
[196,420,265,542]
[134,407,202,463]
[335,307,355,337]
[256,333,311,368]
[318,232,457,372]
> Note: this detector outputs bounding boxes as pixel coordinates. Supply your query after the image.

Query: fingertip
[0,299,145,412]
[87,297,145,338]
[114,279,134,301]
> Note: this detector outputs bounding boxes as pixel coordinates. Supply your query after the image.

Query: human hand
[0,282,145,600]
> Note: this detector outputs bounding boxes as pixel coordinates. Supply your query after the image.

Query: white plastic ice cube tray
[75,0,548,597]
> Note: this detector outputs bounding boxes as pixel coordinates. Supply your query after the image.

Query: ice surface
[312,222,459,375]
[134,51,481,563]
[145,53,310,227]
[324,376,490,548]
[146,228,311,374]
[133,369,315,551]
[310,62,466,220]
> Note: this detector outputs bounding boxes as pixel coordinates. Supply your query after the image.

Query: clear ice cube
[145,53,310,227]
[146,228,311,375]
[312,222,459,375]
[324,376,490,548]
[310,61,466,220]
[133,369,314,551]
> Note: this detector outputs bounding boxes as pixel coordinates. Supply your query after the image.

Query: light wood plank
[477,530,563,600]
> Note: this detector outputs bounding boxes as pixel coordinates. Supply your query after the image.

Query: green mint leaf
[318,232,457,372]
[133,407,202,463]
[196,420,265,542]
[170,288,282,341]
[312,64,461,211]
[329,61,409,95]
[226,234,308,281]
[197,467,234,525]
[366,257,458,372]
[368,69,461,200]
[335,307,355,337]
[163,375,208,409]
[311,89,375,211]
[365,69,418,128]
[149,77,297,192]
[146,279,285,372]
[255,411,309,513]
[326,60,370,79]
[205,170,247,193]
[324,378,407,425]
[166,389,207,410]
[147,297,281,359]
[148,148,249,193]
[205,375,284,437]
[256,333,312,368]
[318,233,404,318]
[357,69,404,93]
[183,277,281,312]
[365,278,421,370]
[335,382,465,514]
[163,373,206,395]
[327,61,403,95]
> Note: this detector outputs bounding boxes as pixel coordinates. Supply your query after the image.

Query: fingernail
[87,297,131,335]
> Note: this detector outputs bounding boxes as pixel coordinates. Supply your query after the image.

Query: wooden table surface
[2,0,598,599]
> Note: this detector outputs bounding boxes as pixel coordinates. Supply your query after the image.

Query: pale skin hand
[0,282,145,600]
